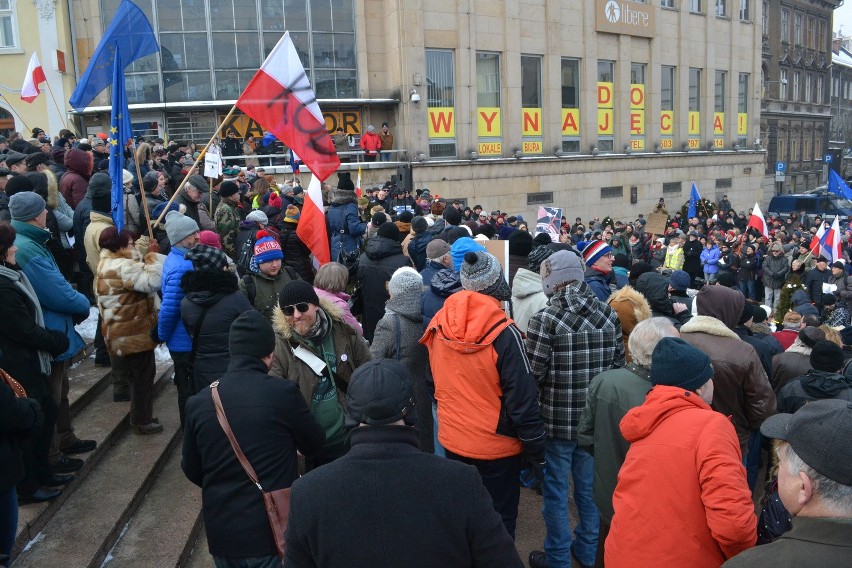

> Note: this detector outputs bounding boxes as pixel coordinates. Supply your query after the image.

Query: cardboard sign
[535,206,564,242]
[203,146,222,178]
[645,212,669,235]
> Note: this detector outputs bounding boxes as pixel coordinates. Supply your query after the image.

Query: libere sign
[595,0,656,38]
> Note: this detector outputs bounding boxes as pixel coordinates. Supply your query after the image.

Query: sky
[836,1,852,36]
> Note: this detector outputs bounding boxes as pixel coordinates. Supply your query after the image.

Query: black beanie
[628,261,654,284]
[443,206,462,226]
[143,175,158,194]
[533,232,552,246]
[377,221,400,240]
[371,212,387,227]
[218,180,239,198]
[279,280,320,309]
[229,310,276,358]
[738,300,755,326]
[809,340,844,372]
[4,174,35,196]
[89,172,112,213]
[412,216,428,233]
[508,230,533,257]
[398,210,414,223]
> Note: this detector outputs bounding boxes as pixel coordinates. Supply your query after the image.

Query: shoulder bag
[210,381,290,558]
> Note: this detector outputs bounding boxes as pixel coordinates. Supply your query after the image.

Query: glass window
[739,0,749,21]
[0,0,18,48]
[782,10,789,42]
[426,49,456,158]
[793,71,800,101]
[598,60,614,83]
[690,0,702,13]
[261,0,285,30]
[715,0,726,17]
[761,2,767,33]
[689,68,701,112]
[521,55,542,108]
[661,66,675,110]
[818,19,827,52]
[794,13,802,45]
[561,58,580,108]
[284,0,308,30]
[476,52,501,108]
[807,17,815,49]
[738,73,748,113]
[780,69,788,99]
[816,76,823,104]
[715,70,726,112]
[661,0,675,7]
[805,74,812,103]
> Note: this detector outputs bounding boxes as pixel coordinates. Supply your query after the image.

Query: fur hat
[218,180,239,198]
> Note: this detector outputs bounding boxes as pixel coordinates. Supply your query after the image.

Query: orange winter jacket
[605,386,757,568]
[420,290,544,460]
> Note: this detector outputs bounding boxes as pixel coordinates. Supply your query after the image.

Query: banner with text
[478,107,502,155]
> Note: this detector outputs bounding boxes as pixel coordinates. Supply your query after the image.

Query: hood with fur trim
[694,284,744,329]
[44,168,60,209]
[272,295,346,341]
[679,315,740,339]
[64,147,93,178]
[607,285,652,337]
[329,188,358,206]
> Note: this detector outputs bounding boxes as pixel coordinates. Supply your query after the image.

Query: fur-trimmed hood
[272,295,346,341]
[329,188,357,206]
[785,338,812,356]
[607,285,652,335]
[180,269,239,303]
[44,168,60,209]
[679,315,740,339]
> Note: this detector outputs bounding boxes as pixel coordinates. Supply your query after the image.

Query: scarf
[0,263,55,374]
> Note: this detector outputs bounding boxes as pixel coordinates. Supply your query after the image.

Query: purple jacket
[315,288,363,336]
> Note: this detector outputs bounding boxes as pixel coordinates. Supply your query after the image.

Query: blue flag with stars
[109,52,132,231]
[827,169,852,201]
[69,0,158,112]
[688,182,701,219]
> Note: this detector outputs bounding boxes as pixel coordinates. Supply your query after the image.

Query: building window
[715,70,726,113]
[803,131,812,161]
[521,55,542,108]
[715,178,733,189]
[793,72,800,101]
[600,186,623,199]
[804,74,812,103]
[780,69,788,99]
[661,0,675,7]
[597,60,615,152]
[561,58,580,153]
[807,17,815,50]
[816,76,823,104]
[794,13,802,45]
[689,68,701,112]
[761,2,767,34]
[426,49,456,158]
[739,0,749,21]
[661,66,675,111]
[715,0,726,17]
[689,0,702,14]
[781,10,789,42]
[818,19,827,52]
[738,73,748,144]
[0,0,18,49]
[777,129,787,162]
[476,52,501,108]
[662,182,683,194]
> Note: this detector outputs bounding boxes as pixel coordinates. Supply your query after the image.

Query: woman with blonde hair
[313,262,362,335]
[245,176,270,210]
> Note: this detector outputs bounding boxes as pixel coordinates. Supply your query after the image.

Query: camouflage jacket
[214,200,240,260]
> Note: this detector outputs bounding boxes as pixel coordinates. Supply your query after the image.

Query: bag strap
[393,313,402,361]
[210,381,263,490]
[242,274,257,306]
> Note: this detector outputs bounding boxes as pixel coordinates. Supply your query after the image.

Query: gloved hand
[72,310,89,326]
[147,240,161,255]
[149,325,162,345]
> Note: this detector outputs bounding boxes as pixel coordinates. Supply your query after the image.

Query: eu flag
[828,169,852,201]
[69,0,158,112]
[688,182,701,219]
[109,52,132,231]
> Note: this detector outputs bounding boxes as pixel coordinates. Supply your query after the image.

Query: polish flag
[815,216,842,262]
[236,31,340,182]
[297,175,330,265]
[355,166,362,198]
[810,221,828,257]
[747,202,768,239]
[21,53,47,103]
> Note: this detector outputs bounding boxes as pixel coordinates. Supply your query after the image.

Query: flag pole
[0,93,32,134]
[43,82,71,131]
[153,103,238,228]
[134,157,154,240]
[209,176,213,212]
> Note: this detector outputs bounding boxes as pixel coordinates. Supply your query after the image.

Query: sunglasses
[281,303,310,316]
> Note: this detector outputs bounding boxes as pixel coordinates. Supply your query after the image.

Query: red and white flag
[297,175,331,265]
[827,216,842,262]
[811,216,842,262]
[21,53,46,103]
[747,202,768,239]
[355,166,362,198]
[236,31,340,182]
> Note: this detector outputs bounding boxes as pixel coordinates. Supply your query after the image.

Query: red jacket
[359,131,382,155]
[772,328,798,351]
[60,148,93,209]
[605,386,756,568]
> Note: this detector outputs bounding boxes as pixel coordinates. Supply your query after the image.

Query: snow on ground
[76,306,172,364]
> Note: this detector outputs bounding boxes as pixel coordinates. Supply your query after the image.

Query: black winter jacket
[180,270,253,392]
[182,356,325,559]
[421,268,462,322]
[407,231,432,271]
[284,426,523,568]
[278,223,314,282]
[778,369,852,413]
[0,381,41,491]
[356,236,412,341]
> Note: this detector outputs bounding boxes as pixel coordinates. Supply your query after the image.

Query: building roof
[832,47,852,69]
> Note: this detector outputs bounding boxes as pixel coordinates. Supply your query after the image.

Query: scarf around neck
[0,263,55,374]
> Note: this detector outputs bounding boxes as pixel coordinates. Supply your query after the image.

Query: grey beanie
[388,267,423,301]
[460,251,511,301]
[540,250,585,295]
[9,191,46,222]
[165,210,199,245]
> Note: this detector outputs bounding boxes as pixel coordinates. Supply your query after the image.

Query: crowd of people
[1,125,851,567]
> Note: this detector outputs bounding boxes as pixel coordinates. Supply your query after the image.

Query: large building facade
[69,0,766,220]
[830,36,852,176]
[760,0,841,194]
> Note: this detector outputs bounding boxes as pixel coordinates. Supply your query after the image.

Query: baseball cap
[760,399,852,485]
[344,360,416,427]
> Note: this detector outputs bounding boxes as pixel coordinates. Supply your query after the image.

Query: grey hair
[629,317,680,368]
[784,443,852,515]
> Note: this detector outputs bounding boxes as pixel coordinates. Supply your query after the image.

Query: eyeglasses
[281,303,310,316]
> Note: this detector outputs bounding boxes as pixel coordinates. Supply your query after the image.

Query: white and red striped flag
[355,166,362,198]
[812,216,842,262]
[746,202,768,239]
[298,175,331,265]
[235,31,340,182]
[21,53,46,103]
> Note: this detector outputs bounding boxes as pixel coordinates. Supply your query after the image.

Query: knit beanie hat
[810,340,844,372]
[89,172,112,213]
[279,279,320,308]
[443,206,462,226]
[628,261,654,285]
[4,174,36,196]
[540,250,585,295]
[371,212,387,227]
[426,239,450,260]
[218,180,239,198]
[283,205,301,224]
[669,270,690,292]
[165,210,199,245]
[185,244,229,272]
[412,216,429,233]
[651,337,713,391]
[8,191,46,222]
[254,230,283,264]
[377,221,400,240]
[229,310,276,359]
[752,305,768,324]
[580,239,613,267]
[738,300,755,326]
[198,230,222,249]
[142,175,158,194]
[508,230,533,257]
[460,251,511,301]
[450,237,486,272]
[527,244,555,273]
[388,266,423,300]
[246,210,268,225]
[398,210,414,224]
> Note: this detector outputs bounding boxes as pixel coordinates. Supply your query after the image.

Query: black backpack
[235,229,258,277]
